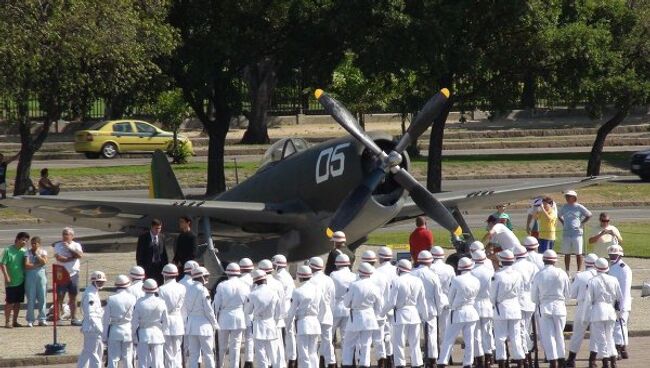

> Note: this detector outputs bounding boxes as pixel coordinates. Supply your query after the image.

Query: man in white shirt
[78,271,106,368]
[287,266,323,368]
[588,213,623,258]
[607,245,632,360]
[213,263,249,368]
[245,269,282,368]
[482,215,521,253]
[103,274,137,368]
[158,264,186,368]
[54,227,84,325]
[273,254,297,368]
[566,254,598,368]
[132,279,168,368]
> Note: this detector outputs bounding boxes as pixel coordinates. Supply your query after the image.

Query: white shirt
[489,223,521,251]
[531,265,570,316]
[245,283,282,340]
[343,277,382,331]
[570,268,597,322]
[585,273,622,322]
[81,284,103,334]
[212,277,249,330]
[132,294,168,344]
[527,251,544,271]
[158,279,186,336]
[490,265,523,320]
[54,241,83,277]
[287,280,323,336]
[382,272,428,325]
[103,288,137,342]
[608,259,632,311]
[431,259,455,295]
[310,270,335,325]
[413,265,446,317]
[512,257,538,312]
[330,267,356,318]
[447,271,480,323]
[185,281,218,336]
[127,280,145,300]
[274,268,295,321]
[471,262,494,318]
[265,274,286,326]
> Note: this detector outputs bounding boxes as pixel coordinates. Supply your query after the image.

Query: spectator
[558,190,592,272]
[526,198,543,238]
[535,196,557,253]
[324,231,355,275]
[482,215,521,253]
[38,168,60,195]
[408,216,434,263]
[588,212,623,257]
[1,232,29,328]
[173,216,197,275]
[136,218,168,285]
[24,236,48,327]
[54,227,84,325]
[0,152,19,199]
[492,204,513,230]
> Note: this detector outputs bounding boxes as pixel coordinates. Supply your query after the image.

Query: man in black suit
[136,218,168,285]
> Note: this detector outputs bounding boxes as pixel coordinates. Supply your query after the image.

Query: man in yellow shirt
[534,197,557,253]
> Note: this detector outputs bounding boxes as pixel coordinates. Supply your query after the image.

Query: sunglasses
[600,219,610,222]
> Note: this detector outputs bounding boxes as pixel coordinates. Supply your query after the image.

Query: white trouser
[163,336,182,368]
[438,321,476,367]
[274,328,287,368]
[392,323,422,367]
[255,339,278,368]
[285,321,297,361]
[538,314,566,360]
[422,318,438,359]
[343,330,374,366]
[297,334,319,368]
[107,340,133,368]
[614,311,629,346]
[373,319,388,359]
[244,324,254,362]
[136,342,164,368]
[78,332,103,368]
[382,318,394,357]
[568,319,592,354]
[474,317,494,357]
[333,316,348,342]
[187,335,215,368]
[520,311,534,352]
[319,324,335,364]
[218,329,243,368]
[494,319,525,360]
[591,321,617,359]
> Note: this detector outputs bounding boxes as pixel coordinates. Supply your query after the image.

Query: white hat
[361,250,377,263]
[469,241,485,252]
[258,259,273,274]
[543,249,558,261]
[378,246,393,259]
[397,259,412,272]
[471,249,487,262]
[90,270,107,283]
[358,262,374,277]
[498,249,515,262]
[129,266,145,280]
[225,263,241,276]
[564,190,578,197]
[272,254,287,267]
[458,257,474,271]
[309,257,324,270]
[239,258,254,271]
[522,236,539,249]
[418,250,434,264]
[431,246,445,259]
[191,266,210,279]
[143,278,158,293]
[335,254,351,267]
[532,197,543,207]
[595,258,610,272]
[296,265,312,279]
[251,269,267,282]
[114,274,131,288]
[513,244,528,258]
[331,231,346,243]
[607,244,624,256]
[585,253,598,266]
[162,264,179,277]
[183,260,199,273]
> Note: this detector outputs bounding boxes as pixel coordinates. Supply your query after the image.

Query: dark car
[630,150,650,181]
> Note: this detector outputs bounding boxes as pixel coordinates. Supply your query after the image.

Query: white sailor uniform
[585,272,622,359]
[287,279,324,368]
[511,256,538,353]
[78,284,104,368]
[159,278,186,368]
[342,276,382,367]
[311,269,336,365]
[413,264,446,360]
[275,268,297,362]
[470,261,494,359]
[568,268,597,355]
[132,294,168,368]
[490,265,525,361]
[245,283,283,368]
[185,281,219,368]
[531,264,570,361]
[213,277,249,368]
[608,259,632,348]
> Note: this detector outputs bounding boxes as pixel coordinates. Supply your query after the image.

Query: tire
[101,142,118,159]
[84,152,100,159]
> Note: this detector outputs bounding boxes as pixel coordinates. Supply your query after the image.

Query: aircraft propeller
[315,88,463,239]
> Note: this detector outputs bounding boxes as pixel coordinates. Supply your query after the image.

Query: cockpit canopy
[259,138,310,169]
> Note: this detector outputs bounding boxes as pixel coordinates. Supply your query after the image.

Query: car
[74,120,194,159]
[630,149,650,181]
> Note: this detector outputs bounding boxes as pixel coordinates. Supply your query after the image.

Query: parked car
[630,149,650,181]
[74,120,194,159]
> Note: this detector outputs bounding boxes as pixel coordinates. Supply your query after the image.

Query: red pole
[52,264,58,345]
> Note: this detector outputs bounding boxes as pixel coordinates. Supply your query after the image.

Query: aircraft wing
[393,176,616,221]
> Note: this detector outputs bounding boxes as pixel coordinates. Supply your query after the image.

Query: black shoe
[244,362,253,368]
[620,346,629,359]
[566,352,576,368]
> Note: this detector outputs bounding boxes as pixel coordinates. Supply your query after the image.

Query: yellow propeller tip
[440,88,450,98]
[325,228,334,238]
[453,226,463,237]
[314,89,324,99]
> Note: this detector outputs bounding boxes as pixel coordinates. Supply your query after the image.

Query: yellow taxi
[74,120,194,159]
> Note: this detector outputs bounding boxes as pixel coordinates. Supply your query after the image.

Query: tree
[146,89,192,164]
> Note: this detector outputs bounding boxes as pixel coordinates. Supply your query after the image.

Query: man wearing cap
[470,241,495,272]
[330,254,356,344]
[558,190,592,272]
[470,249,495,368]
[437,257,480,368]
[491,250,526,368]
[259,259,287,368]
[159,264,186,368]
[309,257,337,368]
[413,250,446,368]
[360,250,393,367]
[430,246,456,348]
[531,250,570,368]
[409,216,435,263]
[585,258,623,368]
[180,260,199,291]
[213,263,250,368]
[128,266,146,300]
[607,245,632,359]
[382,259,429,368]
[566,254,598,368]
[376,246,397,365]
[103,274,137,368]
[511,245,538,365]
[274,254,297,368]
[245,269,283,368]
[492,204,513,231]
[239,258,255,368]
[132,279,168,368]
[325,231,356,276]
[483,215,521,254]
[185,267,218,368]
[522,236,544,270]
[287,266,324,368]
[343,262,383,368]
[78,271,106,368]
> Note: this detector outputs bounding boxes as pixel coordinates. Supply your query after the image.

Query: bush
[167,140,192,164]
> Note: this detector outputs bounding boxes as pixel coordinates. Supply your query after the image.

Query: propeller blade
[315,89,386,158]
[392,168,462,236]
[394,88,450,154]
[326,168,386,237]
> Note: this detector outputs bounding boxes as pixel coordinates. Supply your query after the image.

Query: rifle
[531,312,539,368]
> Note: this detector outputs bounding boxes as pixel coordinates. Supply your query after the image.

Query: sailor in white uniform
[287,266,324,368]
[566,254,598,368]
[470,241,495,272]
[522,236,544,271]
[258,259,287,368]
[273,254,297,368]
[78,271,106,368]
[132,279,168,368]
[359,250,392,367]
[607,245,632,359]
[376,246,397,366]
[330,254,356,344]
[158,264,186,368]
[511,244,539,366]
[431,246,455,346]
[470,249,494,368]
[309,256,337,368]
[104,274,137,368]
[179,260,199,291]
[128,266,146,300]
[213,263,249,368]
[185,267,219,368]
[413,250,446,367]
[239,258,255,368]
[245,269,283,368]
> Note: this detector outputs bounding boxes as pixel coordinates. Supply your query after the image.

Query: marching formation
[76,231,633,368]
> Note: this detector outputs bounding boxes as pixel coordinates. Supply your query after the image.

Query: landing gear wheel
[101,143,118,159]
[84,152,100,159]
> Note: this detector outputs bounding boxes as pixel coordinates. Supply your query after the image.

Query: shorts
[56,273,79,295]
[538,239,555,253]
[6,283,25,303]
[0,182,6,191]
[562,236,584,255]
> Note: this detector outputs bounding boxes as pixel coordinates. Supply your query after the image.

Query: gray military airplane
[8,88,612,285]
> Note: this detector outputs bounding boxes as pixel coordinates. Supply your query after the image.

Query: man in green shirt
[1,231,29,328]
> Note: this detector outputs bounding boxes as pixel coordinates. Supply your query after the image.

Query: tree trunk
[204,115,230,197]
[105,95,128,119]
[241,58,276,144]
[13,114,52,195]
[586,109,628,176]
[426,99,454,193]
[521,70,536,109]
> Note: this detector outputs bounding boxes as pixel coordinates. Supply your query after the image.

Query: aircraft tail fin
[149,150,185,199]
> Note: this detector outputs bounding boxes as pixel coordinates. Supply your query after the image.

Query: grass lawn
[368,221,650,258]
